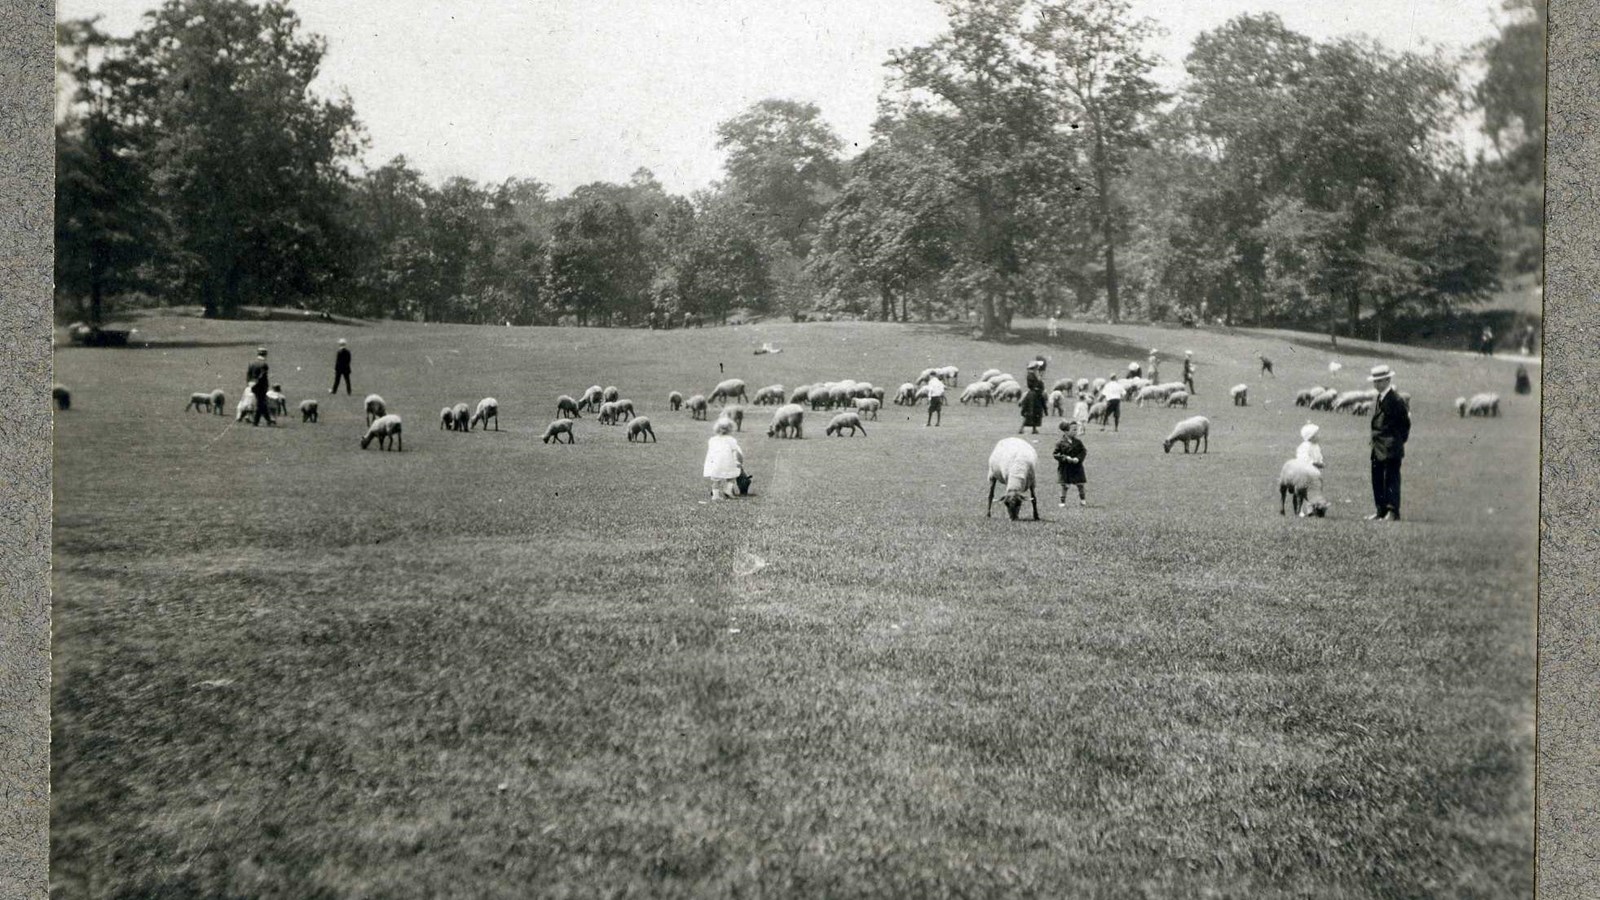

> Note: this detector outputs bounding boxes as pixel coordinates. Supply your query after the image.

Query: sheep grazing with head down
[789,385,813,406]
[1294,386,1325,407]
[364,394,387,425]
[299,399,319,423]
[1164,391,1190,409]
[613,399,636,422]
[542,419,576,444]
[1049,390,1066,416]
[1278,459,1330,517]
[207,389,226,415]
[360,414,404,451]
[627,416,657,442]
[752,384,786,405]
[709,378,748,405]
[825,411,867,437]
[602,386,620,404]
[1465,392,1501,417]
[267,385,289,416]
[187,392,215,413]
[1086,400,1110,425]
[986,437,1039,521]
[668,391,684,412]
[960,382,995,405]
[980,368,1003,382]
[1075,378,1090,394]
[1308,388,1339,411]
[894,382,917,406]
[1349,399,1374,416]
[993,380,1024,403]
[1163,416,1211,454]
[1230,384,1249,406]
[556,395,581,418]
[686,394,709,420]
[1333,389,1379,412]
[439,407,455,430]
[597,401,621,425]
[52,384,72,411]
[767,403,805,439]
[578,385,604,412]
[720,406,745,432]
[450,402,472,432]
[470,397,499,431]
[852,397,882,420]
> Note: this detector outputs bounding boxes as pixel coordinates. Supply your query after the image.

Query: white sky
[58,0,1509,195]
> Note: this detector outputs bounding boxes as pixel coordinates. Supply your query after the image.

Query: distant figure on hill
[1047,313,1059,338]
[1182,351,1196,394]
[1147,349,1160,383]
[1260,355,1275,377]
[1479,326,1495,357]
[331,338,352,395]
[925,374,945,427]
[1514,365,1532,395]
[1053,420,1088,507]
[1520,324,1536,356]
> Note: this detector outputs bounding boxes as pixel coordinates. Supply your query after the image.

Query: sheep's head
[1002,490,1025,519]
[360,434,373,449]
[1162,438,1173,453]
[1302,499,1330,518]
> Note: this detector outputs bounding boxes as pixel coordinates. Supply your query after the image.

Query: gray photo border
[1,2,1593,896]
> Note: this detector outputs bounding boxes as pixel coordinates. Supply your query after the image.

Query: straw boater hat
[257,347,267,356]
[1367,364,1395,382]
[1185,350,1193,356]
[1301,422,1320,442]
[338,338,347,345]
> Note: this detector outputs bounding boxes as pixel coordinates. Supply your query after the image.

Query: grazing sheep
[1455,396,1468,417]
[1048,390,1066,416]
[992,380,1023,403]
[439,407,455,430]
[187,392,214,413]
[1050,377,1076,394]
[827,384,851,409]
[767,403,805,439]
[1164,391,1190,409]
[1086,400,1109,425]
[542,419,576,444]
[871,386,886,403]
[1349,400,1374,416]
[753,384,786,405]
[894,382,917,406]
[985,372,1013,388]
[613,399,636,422]
[267,385,289,416]
[207,389,225,415]
[986,437,1040,521]
[668,390,684,412]
[686,394,709,421]
[597,401,621,425]
[934,365,960,384]
[960,382,995,405]
[980,368,1003,382]
[364,394,387,425]
[1162,416,1211,454]
[1278,458,1330,517]
[1230,384,1249,406]
[914,385,930,404]
[360,414,404,451]
[709,378,748,405]
[1308,389,1339,411]
[1333,389,1379,412]
[718,406,745,432]
[789,385,813,405]
[577,385,604,412]
[825,411,867,437]
[1075,378,1090,394]
[1466,392,1501,417]
[235,393,257,421]
[299,399,319,423]
[602,386,620,404]
[556,395,581,418]
[1089,377,1108,397]
[451,402,471,432]
[470,398,499,431]
[52,384,71,411]
[852,397,882,420]
[1294,386,1325,407]
[627,416,657,442]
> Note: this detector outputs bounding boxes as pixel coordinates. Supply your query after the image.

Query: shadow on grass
[59,339,269,351]
[1269,333,1431,364]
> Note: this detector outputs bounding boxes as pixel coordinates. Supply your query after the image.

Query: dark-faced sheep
[986,437,1039,521]
[556,395,581,418]
[299,399,319,423]
[668,391,684,412]
[686,394,709,420]
[825,412,867,437]
[718,407,745,432]
[52,384,71,411]
[1163,416,1211,454]
[440,406,455,430]
[709,378,748,405]
[364,394,387,425]
[627,416,656,442]
[1278,459,1330,517]
[542,420,576,444]
[361,414,403,451]
[207,389,225,415]
[470,398,499,431]
[767,403,805,439]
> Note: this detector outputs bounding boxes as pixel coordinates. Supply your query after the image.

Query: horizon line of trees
[56,0,1543,341]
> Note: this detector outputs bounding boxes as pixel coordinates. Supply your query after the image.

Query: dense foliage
[56,0,1541,337]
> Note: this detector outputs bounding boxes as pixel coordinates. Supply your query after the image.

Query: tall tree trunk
[88,262,104,326]
[1093,124,1120,324]
[900,289,908,323]
[880,283,894,322]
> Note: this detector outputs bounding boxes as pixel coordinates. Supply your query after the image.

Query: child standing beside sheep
[1053,421,1088,507]
[702,419,746,501]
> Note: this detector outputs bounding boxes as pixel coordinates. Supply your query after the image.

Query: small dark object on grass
[1514,366,1531,395]
[53,384,71,410]
[735,472,753,496]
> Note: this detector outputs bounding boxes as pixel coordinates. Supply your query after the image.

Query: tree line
[56,0,1543,340]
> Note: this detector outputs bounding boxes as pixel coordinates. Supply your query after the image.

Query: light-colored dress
[1296,440,1324,468]
[703,435,743,479]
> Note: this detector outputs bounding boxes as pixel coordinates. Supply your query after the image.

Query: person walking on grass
[702,418,745,501]
[250,372,275,427]
[925,374,946,427]
[1053,420,1088,507]
[1182,350,1196,394]
[1098,376,1125,432]
[1019,375,1047,435]
[1366,364,1410,522]
[331,338,352,394]
[247,347,269,387]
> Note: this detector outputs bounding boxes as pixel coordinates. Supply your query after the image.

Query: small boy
[1053,420,1088,507]
[1296,422,1324,468]
[1071,392,1090,432]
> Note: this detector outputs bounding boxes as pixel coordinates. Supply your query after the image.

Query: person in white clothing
[1296,423,1325,468]
[925,375,946,427]
[703,419,745,500]
[1098,377,1125,431]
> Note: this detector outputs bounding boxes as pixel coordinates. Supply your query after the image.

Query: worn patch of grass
[53,315,1534,898]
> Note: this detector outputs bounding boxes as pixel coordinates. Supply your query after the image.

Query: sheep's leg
[1203,433,1208,454]
[1280,486,1287,515]
[986,478,997,517]
[397,432,403,452]
[1030,484,1040,520]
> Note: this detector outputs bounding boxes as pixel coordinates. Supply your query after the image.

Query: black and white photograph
[49,0,1543,895]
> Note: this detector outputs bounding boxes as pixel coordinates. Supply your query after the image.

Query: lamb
[825,411,867,437]
[596,401,621,425]
[986,437,1040,521]
[613,399,636,422]
[602,385,620,404]
[626,416,657,442]
[708,378,748,405]
[1230,384,1249,406]
[1162,416,1211,454]
[360,414,404,451]
[364,394,387,425]
[556,395,581,418]
[440,407,455,430]
[1294,386,1325,407]
[52,384,71,411]
[1086,400,1110,425]
[685,394,709,421]
[541,419,576,444]
[577,385,604,412]
[207,389,226,415]
[767,403,805,439]
[187,392,215,413]
[470,398,499,431]
[1278,458,1330,517]
[451,402,471,432]
[894,382,917,406]
[753,384,786,405]
[1164,390,1190,408]
[668,391,683,412]
[267,384,289,416]
[960,382,995,405]
[299,399,319,423]
[1049,390,1066,416]
[1332,389,1379,412]
[1466,392,1501,417]
[1308,388,1339,411]
[852,397,882,420]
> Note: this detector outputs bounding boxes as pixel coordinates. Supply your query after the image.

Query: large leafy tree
[714,99,844,258]
[543,187,651,326]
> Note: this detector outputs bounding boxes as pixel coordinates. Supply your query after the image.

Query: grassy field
[52,312,1537,898]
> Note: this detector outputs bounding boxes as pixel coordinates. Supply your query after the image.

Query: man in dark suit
[1366,364,1411,521]
[331,338,352,394]
[246,347,269,385]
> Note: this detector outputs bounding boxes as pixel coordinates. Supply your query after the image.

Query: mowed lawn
[52,313,1537,899]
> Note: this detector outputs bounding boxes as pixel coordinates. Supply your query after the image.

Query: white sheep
[852,397,882,419]
[299,399,319,423]
[1164,390,1190,409]
[1089,377,1108,397]
[1162,416,1211,454]
[1455,396,1467,417]
[668,390,684,412]
[979,368,1003,382]
[627,416,656,442]
[1278,458,1330,517]
[1466,392,1501,417]
[767,403,805,439]
[1075,378,1090,394]
[717,406,745,432]
[1230,383,1248,406]
[960,382,995,405]
[613,399,636,422]
[1294,386,1325,407]
[1349,399,1374,416]
[556,395,581,418]
[992,380,1023,403]
[577,385,604,412]
[187,391,214,413]
[1308,388,1339,411]
[934,365,959,384]
[450,402,471,432]
[1048,389,1066,416]
[542,419,576,444]
[686,394,709,421]
[602,385,620,404]
[1086,400,1109,425]
[986,437,1039,521]
[267,386,288,416]
[709,378,748,405]
[825,411,867,437]
[360,414,403,451]
[1332,389,1379,412]
[985,372,1013,388]
[597,401,621,425]
[52,384,71,411]
[235,393,257,421]
[753,384,786,405]
[789,385,813,405]
[470,397,499,431]
[894,382,917,406]
[364,394,387,425]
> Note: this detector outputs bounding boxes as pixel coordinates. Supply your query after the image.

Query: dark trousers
[1105,398,1121,430]
[1184,375,1195,393]
[251,394,274,426]
[332,370,351,394]
[1371,457,1403,517]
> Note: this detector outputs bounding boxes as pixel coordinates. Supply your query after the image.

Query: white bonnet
[1300,423,1319,442]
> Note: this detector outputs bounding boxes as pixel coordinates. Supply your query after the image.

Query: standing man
[1366,364,1411,522]
[247,347,269,388]
[1047,312,1059,338]
[1182,351,1196,395]
[1146,349,1160,383]
[925,374,946,427]
[1098,375,1125,432]
[332,338,352,395]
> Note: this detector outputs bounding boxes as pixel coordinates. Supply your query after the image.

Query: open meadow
[52,313,1537,898]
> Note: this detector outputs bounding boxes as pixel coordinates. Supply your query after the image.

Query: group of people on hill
[240,339,355,427]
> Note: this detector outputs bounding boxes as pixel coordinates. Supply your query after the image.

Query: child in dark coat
[1053,420,1088,506]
